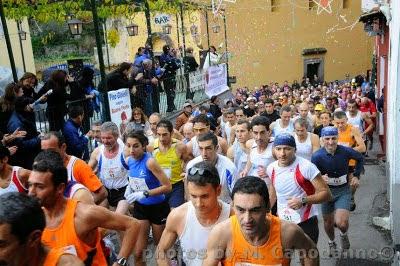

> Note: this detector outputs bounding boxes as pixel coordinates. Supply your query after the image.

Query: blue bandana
[321,126,338,137]
[273,133,296,148]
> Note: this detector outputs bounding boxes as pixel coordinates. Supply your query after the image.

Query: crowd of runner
[0,73,380,266]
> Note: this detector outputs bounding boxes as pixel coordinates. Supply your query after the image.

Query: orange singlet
[43,248,64,266]
[338,124,356,166]
[223,214,289,266]
[41,199,107,266]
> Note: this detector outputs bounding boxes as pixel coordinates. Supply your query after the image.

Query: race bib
[327,174,347,186]
[162,167,172,179]
[278,207,302,224]
[129,177,149,191]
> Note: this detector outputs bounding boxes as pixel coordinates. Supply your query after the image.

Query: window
[343,0,350,9]
[309,0,317,10]
[271,0,280,12]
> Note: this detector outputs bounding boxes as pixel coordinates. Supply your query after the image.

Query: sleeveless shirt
[43,248,65,266]
[294,133,313,161]
[153,138,183,185]
[97,143,129,189]
[0,166,26,195]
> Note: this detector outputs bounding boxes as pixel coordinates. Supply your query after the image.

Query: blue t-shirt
[128,152,165,205]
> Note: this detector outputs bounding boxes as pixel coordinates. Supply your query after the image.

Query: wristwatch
[116,257,127,266]
[143,191,150,198]
[301,197,308,207]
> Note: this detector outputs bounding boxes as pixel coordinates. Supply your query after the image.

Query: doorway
[304,58,324,83]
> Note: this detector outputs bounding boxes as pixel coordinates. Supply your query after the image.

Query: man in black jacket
[183,47,199,100]
[160,45,181,112]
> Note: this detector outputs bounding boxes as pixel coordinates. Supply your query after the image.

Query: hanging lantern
[65,13,74,22]
[163,24,172,34]
[18,30,27,40]
[67,18,83,36]
[212,24,221,33]
[126,23,139,36]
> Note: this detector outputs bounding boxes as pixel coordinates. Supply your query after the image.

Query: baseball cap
[183,100,193,108]
[314,104,324,111]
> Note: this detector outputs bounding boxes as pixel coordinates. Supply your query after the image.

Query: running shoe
[340,234,350,250]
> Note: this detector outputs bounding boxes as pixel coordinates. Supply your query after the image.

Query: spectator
[124,107,150,135]
[0,83,23,133]
[7,96,40,169]
[209,95,222,119]
[135,59,159,116]
[19,72,38,100]
[260,98,280,123]
[203,45,220,70]
[62,106,89,161]
[175,100,193,131]
[183,47,199,99]
[105,62,138,91]
[244,96,257,117]
[37,70,71,131]
[160,45,181,113]
[132,46,151,73]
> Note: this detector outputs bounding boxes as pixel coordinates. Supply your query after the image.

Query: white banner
[154,14,171,25]
[189,70,205,92]
[205,63,229,97]
[108,89,132,134]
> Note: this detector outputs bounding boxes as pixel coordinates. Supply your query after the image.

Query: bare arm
[186,141,194,160]
[310,133,320,153]
[147,158,172,195]
[73,188,95,205]
[57,254,84,266]
[177,142,190,163]
[240,140,253,177]
[173,129,184,141]
[351,127,366,153]
[307,175,332,203]
[218,137,228,155]
[203,222,230,266]
[17,168,31,188]
[227,146,234,161]
[156,207,183,266]
[93,186,108,205]
[229,125,237,146]
[362,114,374,135]
[87,147,99,170]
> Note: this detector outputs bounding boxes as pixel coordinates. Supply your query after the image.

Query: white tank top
[96,144,129,189]
[346,111,364,132]
[273,119,294,136]
[249,142,274,179]
[179,200,231,266]
[232,141,248,174]
[222,123,232,142]
[191,136,223,157]
[294,133,313,161]
[0,166,26,195]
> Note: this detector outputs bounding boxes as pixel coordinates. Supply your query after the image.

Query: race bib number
[278,207,302,224]
[162,167,172,179]
[129,177,149,191]
[327,174,347,186]
[63,245,78,256]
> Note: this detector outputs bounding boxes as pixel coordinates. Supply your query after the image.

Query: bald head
[149,113,161,134]
[182,123,194,140]
[299,102,309,118]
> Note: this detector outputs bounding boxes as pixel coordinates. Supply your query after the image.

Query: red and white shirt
[267,157,320,224]
[0,166,27,195]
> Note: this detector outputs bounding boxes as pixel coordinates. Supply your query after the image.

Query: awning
[359,8,386,23]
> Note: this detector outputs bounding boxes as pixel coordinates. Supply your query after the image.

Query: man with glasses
[186,132,236,203]
[311,127,364,255]
[156,161,232,266]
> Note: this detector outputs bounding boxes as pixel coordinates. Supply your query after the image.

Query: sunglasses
[188,167,211,176]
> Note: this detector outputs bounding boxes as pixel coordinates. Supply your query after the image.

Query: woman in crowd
[0,83,24,133]
[124,107,150,135]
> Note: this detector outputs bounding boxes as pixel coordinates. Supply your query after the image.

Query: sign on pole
[108,88,131,134]
[154,14,171,25]
[205,63,229,97]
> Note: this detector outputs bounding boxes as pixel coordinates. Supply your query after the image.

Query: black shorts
[298,216,319,244]
[106,186,126,207]
[132,201,170,225]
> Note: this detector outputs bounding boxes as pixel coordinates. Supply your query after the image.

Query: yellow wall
[200,0,374,88]
[0,18,36,73]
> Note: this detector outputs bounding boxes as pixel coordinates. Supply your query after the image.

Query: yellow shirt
[153,138,183,184]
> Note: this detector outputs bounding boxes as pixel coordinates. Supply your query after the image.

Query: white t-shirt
[267,156,320,224]
[186,154,237,204]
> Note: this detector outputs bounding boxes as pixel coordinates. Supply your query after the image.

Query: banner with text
[205,63,229,97]
[189,70,205,92]
[108,88,131,134]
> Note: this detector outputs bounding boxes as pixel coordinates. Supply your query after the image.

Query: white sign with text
[154,14,171,25]
[205,63,229,97]
[108,88,131,134]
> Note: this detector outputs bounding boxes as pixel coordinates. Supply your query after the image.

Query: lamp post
[67,18,83,36]
[205,8,211,67]
[223,14,230,86]
[0,1,18,81]
[17,20,26,72]
[126,23,139,36]
[212,24,220,33]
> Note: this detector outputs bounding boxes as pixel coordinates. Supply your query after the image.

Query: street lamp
[18,30,26,40]
[212,24,220,33]
[126,23,139,36]
[163,24,172,34]
[67,18,83,36]
[65,13,74,22]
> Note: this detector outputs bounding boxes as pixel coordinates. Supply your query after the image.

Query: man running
[41,131,107,204]
[0,192,84,266]
[29,150,139,266]
[221,108,236,145]
[151,119,189,208]
[293,118,320,161]
[267,133,331,244]
[311,127,364,254]
[186,132,236,204]
[204,176,319,265]
[147,113,183,145]
[227,119,251,176]
[156,161,232,266]
[270,105,295,137]
[346,99,374,142]
[88,122,129,214]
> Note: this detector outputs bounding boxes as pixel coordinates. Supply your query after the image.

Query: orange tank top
[222,214,289,266]
[338,124,356,166]
[43,248,64,266]
[41,199,107,266]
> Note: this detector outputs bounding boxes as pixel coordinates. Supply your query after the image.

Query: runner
[151,119,189,208]
[156,161,232,266]
[186,114,228,158]
[227,119,251,176]
[203,176,319,265]
[186,132,236,204]
[29,150,140,266]
[311,127,364,254]
[88,122,129,214]
[294,102,314,132]
[182,123,194,144]
[346,99,374,139]
[270,105,294,137]
[146,113,183,145]
[124,131,172,266]
[0,144,30,195]
[41,131,107,204]
[293,118,320,161]
[314,111,334,137]
[267,133,331,244]
[221,108,236,145]
[0,192,84,266]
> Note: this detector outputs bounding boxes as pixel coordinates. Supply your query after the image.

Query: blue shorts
[165,181,185,208]
[321,185,351,215]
